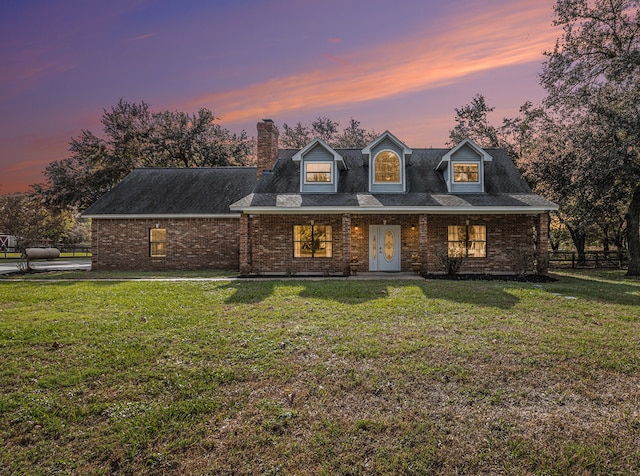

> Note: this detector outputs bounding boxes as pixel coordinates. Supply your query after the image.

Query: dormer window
[293,138,345,193]
[305,162,332,183]
[362,131,411,193]
[436,138,493,193]
[453,163,479,183]
[374,151,401,183]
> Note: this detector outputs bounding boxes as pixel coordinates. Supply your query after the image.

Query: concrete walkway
[244,272,424,281]
[0,261,424,281]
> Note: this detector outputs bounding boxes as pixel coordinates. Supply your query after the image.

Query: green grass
[1,270,639,474]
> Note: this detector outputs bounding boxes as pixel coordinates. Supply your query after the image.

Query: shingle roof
[231,192,556,210]
[82,167,257,216]
[232,148,557,212]
[83,146,557,217]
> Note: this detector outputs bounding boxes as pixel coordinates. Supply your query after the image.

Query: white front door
[369,225,401,271]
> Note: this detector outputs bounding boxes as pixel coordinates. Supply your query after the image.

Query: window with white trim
[304,162,332,183]
[453,163,479,183]
[374,151,401,183]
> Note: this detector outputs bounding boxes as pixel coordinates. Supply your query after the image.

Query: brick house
[83,119,557,275]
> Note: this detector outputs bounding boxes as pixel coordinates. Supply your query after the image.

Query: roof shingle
[83,146,557,216]
[83,167,257,216]
[232,148,557,211]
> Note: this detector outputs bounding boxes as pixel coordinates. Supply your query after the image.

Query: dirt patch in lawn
[423,273,557,283]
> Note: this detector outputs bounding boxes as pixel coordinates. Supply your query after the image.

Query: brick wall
[91,218,240,271]
[535,212,551,273]
[239,214,251,274]
[92,212,549,274]
[245,214,347,275]
[241,213,544,275]
[424,214,539,274]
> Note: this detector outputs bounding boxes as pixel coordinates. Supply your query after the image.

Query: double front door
[368,225,401,271]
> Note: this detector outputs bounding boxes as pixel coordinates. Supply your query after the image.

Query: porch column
[239,214,251,275]
[535,212,550,274]
[419,214,429,273]
[342,214,351,275]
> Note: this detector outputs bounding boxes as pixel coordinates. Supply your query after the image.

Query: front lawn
[0,271,639,474]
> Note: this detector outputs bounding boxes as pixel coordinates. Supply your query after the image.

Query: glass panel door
[369,225,401,271]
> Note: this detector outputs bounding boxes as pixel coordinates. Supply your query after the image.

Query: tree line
[448,0,640,275]
[0,108,377,251]
[2,0,639,275]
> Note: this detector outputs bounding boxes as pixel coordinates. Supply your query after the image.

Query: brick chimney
[256,119,279,179]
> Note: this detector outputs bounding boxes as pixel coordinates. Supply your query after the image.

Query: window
[150,228,167,257]
[453,163,479,182]
[448,225,486,258]
[305,162,332,183]
[293,225,332,258]
[374,151,401,183]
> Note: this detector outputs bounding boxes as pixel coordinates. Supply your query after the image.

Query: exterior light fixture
[354,224,359,230]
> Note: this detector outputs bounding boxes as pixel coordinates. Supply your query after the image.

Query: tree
[448,95,546,162]
[280,122,313,149]
[309,117,340,145]
[336,118,379,148]
[32,130,115,211]
[150,108,254,168]
[499,101,547,163]
[522,116,599,263]
[448,94,500,148]
[34,100,255,211]
[280,117,377,148]
[447,94,626,261]
[540,0,640,275]
[0,193,72,251]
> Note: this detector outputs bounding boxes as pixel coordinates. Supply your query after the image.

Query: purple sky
[0,0,559,194]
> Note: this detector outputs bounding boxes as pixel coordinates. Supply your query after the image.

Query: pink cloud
[125,33,156,42]
[328,37,341,44]
[0,54,74,100]
[2,156,52,193]
[322,52,349,66]
[190,1,558,124]
[7,159,51,173]
[30,134,70,152]
[0,128,81,192]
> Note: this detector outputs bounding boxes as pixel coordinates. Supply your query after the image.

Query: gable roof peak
[436,137,494,170]
[292,137,344,165]
[361,130,412,156]
[447,137,493,160]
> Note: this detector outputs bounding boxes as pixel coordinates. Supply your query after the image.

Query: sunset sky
[0,0,560,194]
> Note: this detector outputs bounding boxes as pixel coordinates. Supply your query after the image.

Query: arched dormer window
[374,151,401,183]
[363,131,410,193]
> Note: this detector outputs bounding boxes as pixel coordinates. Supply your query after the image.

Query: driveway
[0,258,91,275]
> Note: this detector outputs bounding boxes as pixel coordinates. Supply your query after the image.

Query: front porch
[239,212,550,276]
